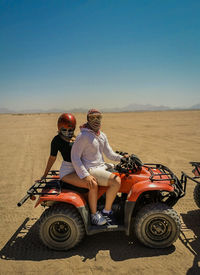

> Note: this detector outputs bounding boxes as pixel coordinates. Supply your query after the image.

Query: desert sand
[0,110,200,275]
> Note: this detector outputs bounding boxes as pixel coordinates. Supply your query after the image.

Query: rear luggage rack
[190,161,200,166]
[181,172,200,185]
[190,162,200,182]
[181,161,200,186]
[17,170,89,207]
[46,170,59,178]
[17,171,61,207]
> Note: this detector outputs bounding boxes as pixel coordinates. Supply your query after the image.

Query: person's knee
[90,181,98,190]
[116,176,121,188]
[112,175,121,189]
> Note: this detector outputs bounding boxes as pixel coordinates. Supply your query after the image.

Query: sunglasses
[88,114,102,120]
[61,127,75,132]
[60,128,74,137]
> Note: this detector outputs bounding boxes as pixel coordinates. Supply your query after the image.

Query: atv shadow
[180,209,200,275]
[0,217,175,262]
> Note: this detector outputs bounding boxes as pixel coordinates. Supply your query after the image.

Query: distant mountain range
[0,103,200,114]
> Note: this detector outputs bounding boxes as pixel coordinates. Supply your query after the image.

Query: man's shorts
[88,163,115,186]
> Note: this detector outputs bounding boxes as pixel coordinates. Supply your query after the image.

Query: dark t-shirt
[50,135,73,162]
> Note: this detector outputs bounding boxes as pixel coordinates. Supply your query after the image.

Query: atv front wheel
[194,184,200,208]
[39,204,85,250]
[134,203,181,248]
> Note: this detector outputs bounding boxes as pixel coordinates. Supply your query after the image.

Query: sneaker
[91,212,107,226]
[101,211,117,225]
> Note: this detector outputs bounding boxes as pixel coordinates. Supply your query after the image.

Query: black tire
[134,203,181,248]
[194,184,200,208]
[39,204,85,251]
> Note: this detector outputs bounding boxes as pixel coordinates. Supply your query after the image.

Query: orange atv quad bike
[18,154,187,250]
[182,162,200,208]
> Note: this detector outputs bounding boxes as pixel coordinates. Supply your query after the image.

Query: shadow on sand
[180,209,200,275]
[0,217,175,262]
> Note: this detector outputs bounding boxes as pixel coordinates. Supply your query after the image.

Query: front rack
[143,163,176,182]
[143,163,186,197]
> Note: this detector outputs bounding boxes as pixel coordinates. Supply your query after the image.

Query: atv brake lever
[116,151,129,157]
[120,157,127,163]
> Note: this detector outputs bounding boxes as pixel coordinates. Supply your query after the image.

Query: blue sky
[0,0,200,111]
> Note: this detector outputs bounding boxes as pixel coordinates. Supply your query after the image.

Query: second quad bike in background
[182,162,200,208]
[18,154,187,251]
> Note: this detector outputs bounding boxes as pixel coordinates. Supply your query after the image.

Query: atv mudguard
[123,180,174,236]
[35,189,87,208]
[127,180,174,202]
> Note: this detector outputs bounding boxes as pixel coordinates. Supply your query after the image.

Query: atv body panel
[35,189,87,208]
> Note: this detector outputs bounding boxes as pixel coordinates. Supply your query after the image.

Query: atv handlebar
[115,154,143,174]
[116,151,129,157]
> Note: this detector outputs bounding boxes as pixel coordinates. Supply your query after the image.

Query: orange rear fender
[35,189,87,208]
[127,180,174,202]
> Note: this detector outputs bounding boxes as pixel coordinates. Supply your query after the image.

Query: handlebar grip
[17,181,43,207]
[17,193,30,207]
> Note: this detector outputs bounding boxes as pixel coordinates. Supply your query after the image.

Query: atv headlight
[160,191,170,197]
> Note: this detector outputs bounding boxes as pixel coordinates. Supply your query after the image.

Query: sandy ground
[0,110,200,275]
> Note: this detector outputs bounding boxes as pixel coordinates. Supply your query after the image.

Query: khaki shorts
[88,163,114,186]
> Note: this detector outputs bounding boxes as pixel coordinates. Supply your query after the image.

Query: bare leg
[104,174,121,212]
[61,173,98,214]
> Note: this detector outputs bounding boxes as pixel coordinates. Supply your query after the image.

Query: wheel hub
[49,221,71,242]
[151,221,167,235]
[146,217,172,240]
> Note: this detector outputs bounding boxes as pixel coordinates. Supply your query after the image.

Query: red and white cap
[87,109,102,120]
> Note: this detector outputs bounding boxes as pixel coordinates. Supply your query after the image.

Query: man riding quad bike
[18,154,186,251]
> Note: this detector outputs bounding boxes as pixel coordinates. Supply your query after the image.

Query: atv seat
[60,180,89,193]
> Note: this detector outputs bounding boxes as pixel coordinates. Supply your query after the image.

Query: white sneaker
[91,211,107,226]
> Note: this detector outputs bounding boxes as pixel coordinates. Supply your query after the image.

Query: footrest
[87,224,125,235]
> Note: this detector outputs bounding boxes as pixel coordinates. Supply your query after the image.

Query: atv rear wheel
[39,204,85,250]
[134,203,181,248]
[194,184,200,208]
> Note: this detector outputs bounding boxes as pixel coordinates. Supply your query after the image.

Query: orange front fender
[35,189,87,208]
[127,180,174,202]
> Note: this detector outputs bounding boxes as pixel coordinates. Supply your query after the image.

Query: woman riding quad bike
[18,154,187,251]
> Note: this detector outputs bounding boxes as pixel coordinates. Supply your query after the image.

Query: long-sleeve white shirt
[71,128,122,179]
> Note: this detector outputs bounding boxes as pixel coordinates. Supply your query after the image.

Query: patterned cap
[87,109,101,116]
